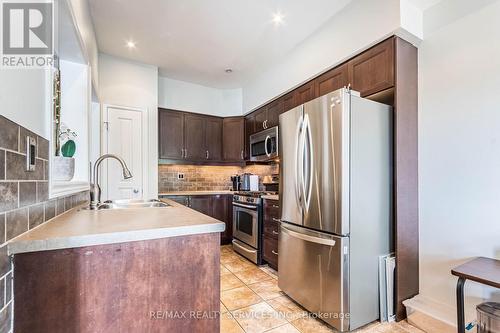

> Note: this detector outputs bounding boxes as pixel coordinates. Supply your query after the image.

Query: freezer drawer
[278,223,349,331]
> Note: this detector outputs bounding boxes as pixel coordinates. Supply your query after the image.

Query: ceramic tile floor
[220,245,424,333]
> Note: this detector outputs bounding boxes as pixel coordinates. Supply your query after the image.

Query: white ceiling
[88,0,352,88]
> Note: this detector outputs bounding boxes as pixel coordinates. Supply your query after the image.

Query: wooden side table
[451,257,500,333]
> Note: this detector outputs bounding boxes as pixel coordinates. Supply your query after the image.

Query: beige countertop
[159,190,235,196]
[261,194,279,201]
[8,199,225,255]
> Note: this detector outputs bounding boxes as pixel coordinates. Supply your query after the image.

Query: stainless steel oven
[232,194,262,264]
[249,126,278,162]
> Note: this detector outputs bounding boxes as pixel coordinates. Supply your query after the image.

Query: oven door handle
[232,240,257,254]
[233,202,258,210]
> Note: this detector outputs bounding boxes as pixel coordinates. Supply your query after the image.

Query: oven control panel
[233,195,261,205]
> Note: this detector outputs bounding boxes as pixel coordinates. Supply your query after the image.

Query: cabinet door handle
[241,150,244,160]
[272,250,278,255]
[206,150,209,159]
[272,230,279,235]
[272,205,279,209]
[185,149,188,158]
[272,218,281,223]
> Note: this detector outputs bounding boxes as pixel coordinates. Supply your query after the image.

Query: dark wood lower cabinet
[212,195,233,245]
[263,199,280,270]
[263,235,278,270]
[166,195,189,206]
[189,195,212,216]
[162,195,233,245]
[14,234,220,333]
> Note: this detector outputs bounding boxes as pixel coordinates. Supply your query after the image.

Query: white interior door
[104,106,143,200]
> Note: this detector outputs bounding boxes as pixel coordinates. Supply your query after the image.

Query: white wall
[67,0,100,93]
[0,69,51,138]
[241,0,414,112]
[98,53,158,198]
[418,0,500,323]
[158,76,242,116]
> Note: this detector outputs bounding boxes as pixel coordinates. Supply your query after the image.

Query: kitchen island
[8,199,225,333]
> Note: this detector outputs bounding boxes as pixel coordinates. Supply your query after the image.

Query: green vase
[61,140,76,158]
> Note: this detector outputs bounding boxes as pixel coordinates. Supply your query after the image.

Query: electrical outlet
[177,172,185,180]
[26,136,36,171]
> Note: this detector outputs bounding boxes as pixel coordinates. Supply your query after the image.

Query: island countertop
[8,199,225,255]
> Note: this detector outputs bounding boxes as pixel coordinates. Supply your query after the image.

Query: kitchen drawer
[263,220,280,239]
[263,200,280,218]
[263,235,278,270]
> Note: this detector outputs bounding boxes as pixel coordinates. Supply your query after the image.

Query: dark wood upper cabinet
[244,115,255,160]
[348,38,394,97]
[223,117,245,161]
[184,113,206,161]
[159,109,184,160]
[283,92,296,112]
[254,107,268,132]
[159,109,226,163]
[266,98,283,128]
[205,117,222,161]
[315,64,349,97]
[295,81,316,105]
[245,114,256,136]
[281,81,315,114]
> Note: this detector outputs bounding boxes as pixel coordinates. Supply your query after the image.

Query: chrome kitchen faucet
[89,154,133,209]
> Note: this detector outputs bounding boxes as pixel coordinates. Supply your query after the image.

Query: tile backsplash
[158,164,279,192]
[0,115,88,332]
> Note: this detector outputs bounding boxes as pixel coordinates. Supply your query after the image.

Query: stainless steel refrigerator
[278,88,392,332]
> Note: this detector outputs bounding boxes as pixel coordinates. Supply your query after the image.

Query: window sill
[50,181,90,199]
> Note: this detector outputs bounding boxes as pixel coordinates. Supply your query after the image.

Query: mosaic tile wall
[158,164,279,192]
[0,115,88,332]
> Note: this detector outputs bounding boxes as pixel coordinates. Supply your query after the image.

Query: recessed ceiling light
[225,68,233,73]
[272,12,284,26]
[126,40,136,49]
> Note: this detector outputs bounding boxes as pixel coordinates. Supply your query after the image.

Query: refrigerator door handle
[281,225,337,247]
[302,114,313,211]
[295,112,305,208]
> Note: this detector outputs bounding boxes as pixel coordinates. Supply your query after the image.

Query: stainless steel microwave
[249,126,278,162]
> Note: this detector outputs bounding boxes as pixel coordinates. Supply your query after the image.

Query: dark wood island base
[14,233,220,333]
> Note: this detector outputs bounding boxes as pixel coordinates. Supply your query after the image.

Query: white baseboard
[403,294,473,333]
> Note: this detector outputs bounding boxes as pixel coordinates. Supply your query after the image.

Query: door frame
[101,104,149,200]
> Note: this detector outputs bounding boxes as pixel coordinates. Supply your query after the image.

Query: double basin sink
[90,199,171,210]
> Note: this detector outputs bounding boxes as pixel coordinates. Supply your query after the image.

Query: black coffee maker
[230,175,241,191]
